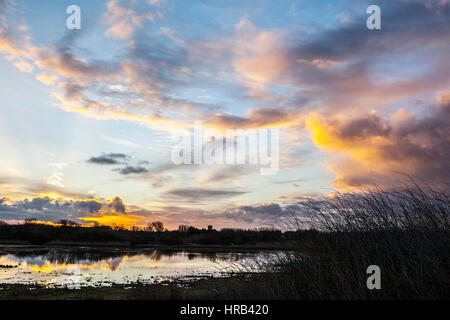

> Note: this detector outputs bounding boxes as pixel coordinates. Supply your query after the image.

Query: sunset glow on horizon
[1,0,449,230]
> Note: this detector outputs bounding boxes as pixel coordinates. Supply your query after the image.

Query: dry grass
[246,180,450,299]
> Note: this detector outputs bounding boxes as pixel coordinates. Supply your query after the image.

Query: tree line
[0,220,298,246]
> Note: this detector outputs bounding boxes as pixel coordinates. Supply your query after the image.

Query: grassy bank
[0,274,270,300]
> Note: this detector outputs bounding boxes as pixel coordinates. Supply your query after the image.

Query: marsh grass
[242,181,450,299]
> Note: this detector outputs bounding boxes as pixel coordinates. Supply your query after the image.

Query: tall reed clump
[255,181,449,299]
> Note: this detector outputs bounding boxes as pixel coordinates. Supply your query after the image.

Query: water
[0,246,273,288]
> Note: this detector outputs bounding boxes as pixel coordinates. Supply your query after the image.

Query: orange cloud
[80,214,141,229]
[306,95,450,189]
[104,0,160,39]
[36,72,58,85]
[13,59,33,72]
[232,17,288,101]
[0,34,31,58]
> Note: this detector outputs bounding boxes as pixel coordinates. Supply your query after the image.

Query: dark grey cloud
[87,153,151,176]
[0,196,128,223]
[0,196,99,222]
[20,197,54,211]
[273,178,304,185]
[108,197,126,213]
[74,200,102,213]
[205,107,293,129]
[117,166,149,175]
[338,113,391,140]
[165,188,246,200]
[87,153,129,165]
[221,203,305,224]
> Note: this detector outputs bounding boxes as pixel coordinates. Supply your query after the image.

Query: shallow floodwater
[0,247,272,288]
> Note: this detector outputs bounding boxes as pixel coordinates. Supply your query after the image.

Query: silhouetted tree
[151,221,165,232]
[58,219,79,226]
[24,218,37,224]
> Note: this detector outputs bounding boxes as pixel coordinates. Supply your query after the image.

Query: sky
[0,0,449,230]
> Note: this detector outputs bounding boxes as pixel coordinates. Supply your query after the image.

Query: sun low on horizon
[0,0,449,230]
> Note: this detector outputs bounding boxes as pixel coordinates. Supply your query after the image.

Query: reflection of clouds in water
[2,250,250,265]
[0,255,19,266]
[1,254,123,274]
[11,255,48,267]
[0,249,271,288]
[102,257,123,271]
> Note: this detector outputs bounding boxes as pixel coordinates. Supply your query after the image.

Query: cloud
[13,59,33,72]
[49,163,68,170]
[87,153,128,165]
[165,188,247,201]
[160,27,185,46]
[221,202,305,225]
[0,194,171,229]
[36,72,58,86]
[87,153,151,176]
[20,197,54,211]
[1,2,297,134]
[104,0,161,39]
[306,93,450,189]
[205,106,300,129]
[104,0,142,39]
[0,196,99,222]
[108,196,126,213]
[1,0,449,136]
[0,195,138,225]
[281,1,450,107]
[187,16,290,102]
[199,165,256,184]
[233,17,288,86]
[46,172,64,188]
[117,166,149,175]
[74,200,102,213]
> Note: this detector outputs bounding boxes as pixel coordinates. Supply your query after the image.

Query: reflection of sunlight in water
[0,249,272,288]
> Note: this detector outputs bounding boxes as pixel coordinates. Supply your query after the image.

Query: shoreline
[0,242,297,252]
[0,274,264,300]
